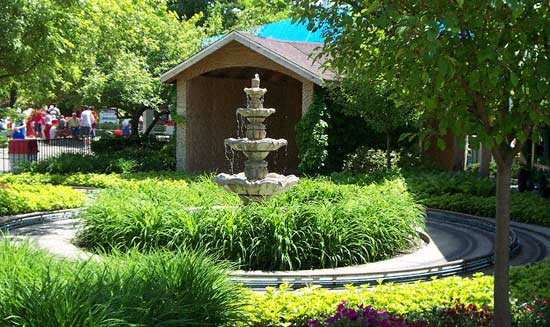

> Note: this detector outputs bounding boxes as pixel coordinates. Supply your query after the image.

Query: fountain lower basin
[214,172,299,202]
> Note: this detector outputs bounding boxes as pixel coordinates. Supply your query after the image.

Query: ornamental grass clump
[79,177,424,271]
[0,240,245,326]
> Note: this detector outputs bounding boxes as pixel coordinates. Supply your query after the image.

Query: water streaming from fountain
[214,74,299,203]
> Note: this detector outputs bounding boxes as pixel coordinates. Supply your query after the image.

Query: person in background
[90,106,98,139]
[122,118,131,137]
[67,113,80,138]
[22,107,34,138]
[49,104,61,118]
[80,106,94,146]
[44,110,54,141]
[11,121,26,139]
[32,108,45,138]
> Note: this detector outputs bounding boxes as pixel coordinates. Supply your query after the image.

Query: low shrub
[0,183,85,216]
[421,192,550,226]
[510,259,550,302]
[0,241,245,326]
[242,260,550,326]
[404,170,496,198]
[79,178,425,271]
[241,274,494,327]
[514,298,550,327]
[24,136,176,174]
[342,147,400,173]
[0,171,194,189]
[26,153,138,174]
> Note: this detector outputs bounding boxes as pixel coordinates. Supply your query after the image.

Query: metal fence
[0,138,92,174]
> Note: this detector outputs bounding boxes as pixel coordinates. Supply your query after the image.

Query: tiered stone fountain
[215,74,299,202]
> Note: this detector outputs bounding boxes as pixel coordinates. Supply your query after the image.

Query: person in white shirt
[44,112,54,140]
[80,106,95,146]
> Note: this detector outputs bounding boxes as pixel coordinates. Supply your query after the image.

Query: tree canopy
[294,1,550,325]
[1,0,291,135]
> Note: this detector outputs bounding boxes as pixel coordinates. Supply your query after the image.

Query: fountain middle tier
[236,108,276,123]
[225,138,287,161]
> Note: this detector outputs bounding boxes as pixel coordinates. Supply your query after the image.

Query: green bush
[27,150,174,174]
[240,274,494,327]
[79,178,425,271]
[296,94,329,175]
[23,135,176,174]
[404,170,496,198]
[0,183,85,216]
[0,241,245,326]
[0,171,194,189]
[0,132,7,148]
[342,147,400,173]
[510,259,550,302]
[420,192,550,226]
[241,260,550,327]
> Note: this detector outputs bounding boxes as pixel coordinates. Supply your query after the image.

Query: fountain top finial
[251,74,260,88]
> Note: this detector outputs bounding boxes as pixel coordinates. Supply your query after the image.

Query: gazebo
[161,30,334,174]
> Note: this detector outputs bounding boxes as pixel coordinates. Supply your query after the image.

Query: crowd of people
[7,105,97,143]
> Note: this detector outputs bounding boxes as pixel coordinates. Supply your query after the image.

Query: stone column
[176,78,188,172]
[301,81,314,116]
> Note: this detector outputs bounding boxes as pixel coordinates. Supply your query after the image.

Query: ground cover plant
[78,177,425,271]
[241,274,494,327]
[0,240,245,326]
[0,171,195,189]
[242,261,550,326]
[0,183,85,216]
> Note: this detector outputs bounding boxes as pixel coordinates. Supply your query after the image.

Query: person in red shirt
[90,106,98,139]
[32,108,45,138]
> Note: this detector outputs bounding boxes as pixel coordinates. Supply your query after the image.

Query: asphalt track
[1,208,549,289]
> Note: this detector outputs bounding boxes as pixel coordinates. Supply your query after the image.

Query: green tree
[68,0,205,135]
[294,1,550,326]
[332,76,417,169]
[0,0,80,104]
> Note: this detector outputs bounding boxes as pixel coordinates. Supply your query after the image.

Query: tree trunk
[479,144,491,177]
[130,113,141,137]
[493,154,513,327]
[452,135,465,171]
[143,113,160,137]
[386,132,391,169]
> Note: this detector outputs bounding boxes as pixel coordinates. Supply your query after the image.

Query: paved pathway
[6,212,549,271]
[6,219,93,260]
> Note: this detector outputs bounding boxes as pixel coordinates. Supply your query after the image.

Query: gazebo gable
[160,31,332,85]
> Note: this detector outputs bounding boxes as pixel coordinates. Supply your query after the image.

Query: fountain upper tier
[244,74,267,109]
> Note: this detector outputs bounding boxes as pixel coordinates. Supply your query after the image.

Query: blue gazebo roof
[255,18,325,43]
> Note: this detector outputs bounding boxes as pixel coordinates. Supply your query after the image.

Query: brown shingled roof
[161,31,335,85]
[241,32,335,81]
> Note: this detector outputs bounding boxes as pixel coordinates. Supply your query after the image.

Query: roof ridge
[241,31,324,45]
